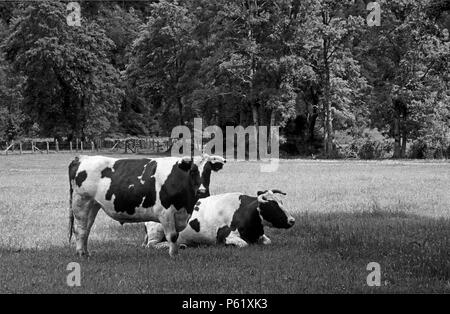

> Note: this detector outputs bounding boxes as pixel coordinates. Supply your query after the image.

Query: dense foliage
[0,0,448,158]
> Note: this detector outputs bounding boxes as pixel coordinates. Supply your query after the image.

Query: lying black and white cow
[143,190,295,248]
[68,154,225,257]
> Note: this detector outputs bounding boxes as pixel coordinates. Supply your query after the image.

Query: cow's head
[196,153,226,198]
[257,190,295,229]
[177,156,203,198]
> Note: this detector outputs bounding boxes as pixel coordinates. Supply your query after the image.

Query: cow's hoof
[76,251,90,259]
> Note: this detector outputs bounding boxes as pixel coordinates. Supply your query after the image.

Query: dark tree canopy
[0,0,448,158]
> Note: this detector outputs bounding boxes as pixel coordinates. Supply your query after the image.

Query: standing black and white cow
[141,154,225,247]
[144,190,295,248]
[68,154,225,257]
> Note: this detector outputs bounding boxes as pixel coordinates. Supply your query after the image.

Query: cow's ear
[257,190,268,196]
[178,156,193,172]
[205,155,226,172]
[210,162,224,172]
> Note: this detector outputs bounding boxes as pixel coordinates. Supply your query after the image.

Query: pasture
[0,154,449,293]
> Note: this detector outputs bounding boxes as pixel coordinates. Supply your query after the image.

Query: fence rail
[0,137,175,155]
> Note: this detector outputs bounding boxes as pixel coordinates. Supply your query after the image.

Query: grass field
[0,154,449,293]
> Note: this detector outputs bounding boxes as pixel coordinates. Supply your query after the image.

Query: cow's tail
[68,208,74,243]
[68,156,80,243]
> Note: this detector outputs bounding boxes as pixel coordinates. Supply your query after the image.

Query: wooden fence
[0,137,175,155]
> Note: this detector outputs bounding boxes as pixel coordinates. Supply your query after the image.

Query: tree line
[0,0,449,158]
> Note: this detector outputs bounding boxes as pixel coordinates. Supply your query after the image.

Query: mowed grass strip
[0,154,449,293]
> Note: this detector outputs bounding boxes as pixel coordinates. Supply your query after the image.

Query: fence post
[46,141,49,154]
[76,139,79,152]
[19,141,22,155]
[80,140,83,153]
[55,140,59,153]
[91,141,94,153]
[32,141,35,154]
[70,141,73,153]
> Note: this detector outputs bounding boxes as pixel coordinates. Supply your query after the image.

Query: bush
[408,137,449,159]
[409,102,450,159]
[335,128,393,159]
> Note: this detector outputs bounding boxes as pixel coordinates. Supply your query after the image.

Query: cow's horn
[202,153,210,160]
[209,155,226,163]
[271,189,286,195]
[257,193,269,204]
[180,156,192,163]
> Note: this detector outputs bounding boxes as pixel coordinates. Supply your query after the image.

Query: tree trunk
[401,105,408,158]
[401,128,407,158]
[308,107,318,142]
[177,96,183,126]
[322,11,334,158]
[216,99,223,127]
[251,103,259,159]
[79,96,86,140]
[246,1,259,158]
[268,109,275,153]
[323,56,333,157]
[324,101,333,157]
[393,115,401,158]
[251,104,259,128]
[239,108,246,125]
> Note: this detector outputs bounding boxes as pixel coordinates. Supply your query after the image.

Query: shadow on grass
[291,210,450,285]
[0,210,449,293]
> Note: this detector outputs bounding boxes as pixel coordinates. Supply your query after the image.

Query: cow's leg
[142,223,148,247]
[143,222,166,248]
[225,231,249,248]
[257,234,272,245]
[72,196,100,257]
[142,234,148,247]
[158,206,179,257]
